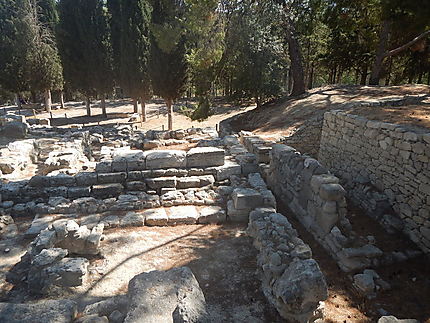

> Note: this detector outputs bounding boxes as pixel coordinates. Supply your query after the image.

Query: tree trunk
[370,20,391,85]
[133,98,138,113]
[86,96,91,117]
[101,95,107,118]
[287,67,293,93]
[140,98,146,122]
[360,65,368,85]
[44,89,52,113]
[15,93,22,110]
[284,15,306,96]
[167,99,173,131]
[60,91,65,109]
[308,64,314,89]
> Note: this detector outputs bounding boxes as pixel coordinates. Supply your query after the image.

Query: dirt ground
[2,211,429,322]
[26,98,255,131]
[231,85,430,137]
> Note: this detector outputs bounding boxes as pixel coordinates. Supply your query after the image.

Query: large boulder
[0,299,77,323]
[273,259,328,323]
[125,267,207,323]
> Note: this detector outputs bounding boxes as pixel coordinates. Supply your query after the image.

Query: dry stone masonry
[248,208,327,323]
[319,110,430,253]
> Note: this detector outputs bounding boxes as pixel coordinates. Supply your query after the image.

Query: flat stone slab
[120,212,145,227]
[232,188,263,210]
[26,214,72,237]
[145,150,186,169]
[198,206,226,224]
[166,205,199,225]
[145,177,176,190]
[143,208,168,226]
[0,299,77,323]
[92,184,124,199]
[186,147,225,168]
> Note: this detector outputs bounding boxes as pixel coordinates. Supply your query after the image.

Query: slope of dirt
[230,84,430,137]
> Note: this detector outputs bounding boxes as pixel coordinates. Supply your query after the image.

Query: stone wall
[248,207,327,322]
[252,142,384,272]
[319,111,430,253]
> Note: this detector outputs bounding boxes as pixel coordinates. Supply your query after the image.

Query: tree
[0,0,29,108]
[25,0,63,112]
[184,0,225,121]
[220,0,288,108]
[149,0,188,130]
[274,0,306,96]
[57,0,113,117]
[369,0,430,85]
[108,0,152,121]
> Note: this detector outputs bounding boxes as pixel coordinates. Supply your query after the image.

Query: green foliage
[220,0,288,107]
[0,0,63,94]
[149,0,188,101]
[0,0,29,93]
[108,0,152,99]
[57,0,113,96]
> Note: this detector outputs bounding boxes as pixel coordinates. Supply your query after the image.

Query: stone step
[25,205,227,236]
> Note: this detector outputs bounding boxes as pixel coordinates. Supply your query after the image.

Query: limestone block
[166,205,199,225]
[227,200,250,222]
[125,267,207,323]
[95,161,112,173]
[68,187,91,199]
[232,188,263,210]
[272,259,328,322]
[0,299,77,323]
[92,184,123,199]
[186,147,225,168]
[75,172,98,186]
[125,181,146,191]
[143,208,168,226]
[146,177,176,190]
[120,212,145,227]
[198,206,226,224]
[48,257,89,287]
[213,160,242,181]
[98,172,127,184]
[319,183,346,201]
[378,316,418,323]
[145,150,186,169]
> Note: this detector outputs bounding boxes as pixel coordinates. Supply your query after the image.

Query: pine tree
[150,0,188,130]
[108,0,152,121]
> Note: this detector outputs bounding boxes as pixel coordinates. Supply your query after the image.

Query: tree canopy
[1,0,429,118]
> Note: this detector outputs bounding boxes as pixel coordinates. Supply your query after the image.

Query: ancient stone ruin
[0,99,426,322]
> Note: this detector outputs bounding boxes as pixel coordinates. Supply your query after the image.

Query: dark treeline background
[0,0,429,127]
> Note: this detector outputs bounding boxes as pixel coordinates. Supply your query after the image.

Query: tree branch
[384,29,430,58]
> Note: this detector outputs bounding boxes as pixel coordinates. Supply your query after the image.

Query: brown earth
[230,85,430,138]
[28,98,255,131]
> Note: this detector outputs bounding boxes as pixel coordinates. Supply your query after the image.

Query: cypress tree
[25,0,63,113]
[150,0,188,130]
[108,0,152,121]
[0,0,29,108]
[57,0,113,117]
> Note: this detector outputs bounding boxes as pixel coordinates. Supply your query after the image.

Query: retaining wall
[319,111,430,253]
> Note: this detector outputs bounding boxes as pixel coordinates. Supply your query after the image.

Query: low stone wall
[319,111,430,253]
[248,207,327,322]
